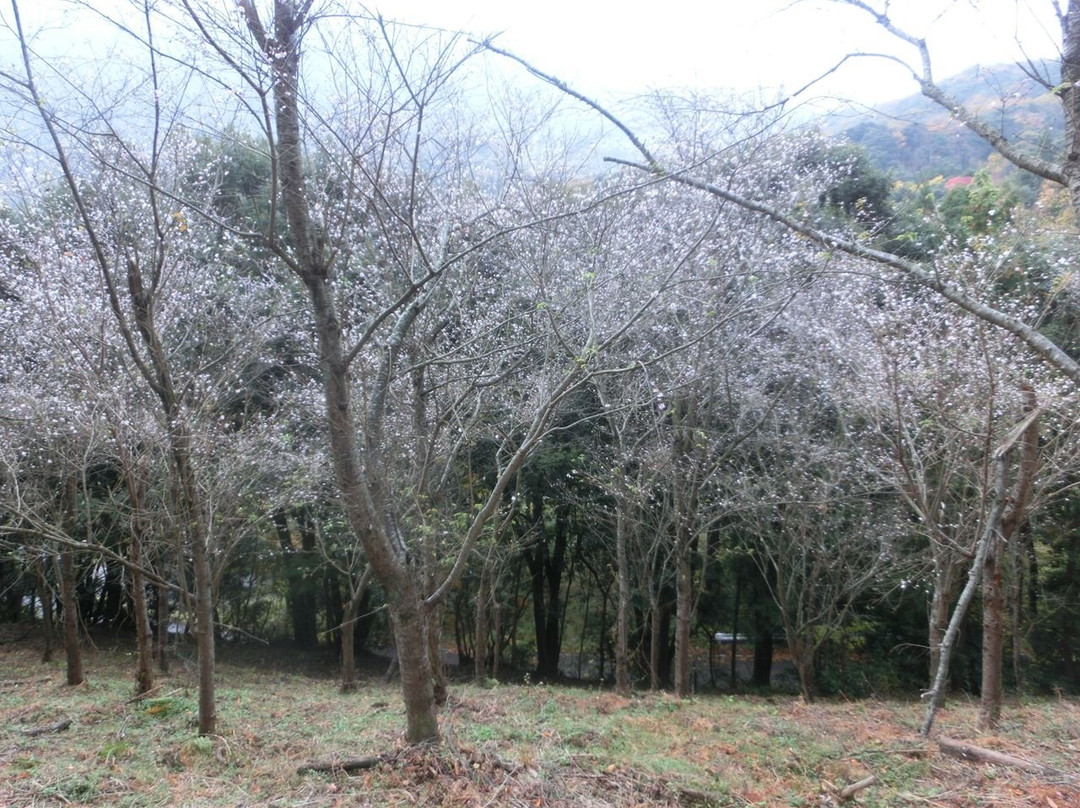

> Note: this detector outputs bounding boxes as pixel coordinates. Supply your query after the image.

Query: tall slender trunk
[474,559,490,682]
[340,593,360,692]
[729,574,741,690]
[673,534,693,697]
[34,559,55,663]
[426,602,448,705]
[59,549,83,686]
[167,419,215,736]
[979,533,1006,729]
[614,502,632,695]
[648,590,662,691]
[59,477,83,686]
[125,466,154,695]
[155,584,170,673]
[492,593,504,681]
[928,560,956,702]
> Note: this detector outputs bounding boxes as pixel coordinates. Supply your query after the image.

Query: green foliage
[143,697,196,719]
[938,170,1018,238]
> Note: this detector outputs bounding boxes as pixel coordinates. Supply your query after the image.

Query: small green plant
[98,740,131,763]
[143,696,194,718]
[187,736,214,756]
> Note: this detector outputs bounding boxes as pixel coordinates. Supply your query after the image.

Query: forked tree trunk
[241,0,442,740]
[924,399,1039,737]
[978,389,1039,731]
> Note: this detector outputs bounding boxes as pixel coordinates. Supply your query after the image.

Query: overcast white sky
[3,1,1063,115]
[381,0,1062,106]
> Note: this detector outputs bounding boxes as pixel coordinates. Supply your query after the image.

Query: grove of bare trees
[2,0,1080,749]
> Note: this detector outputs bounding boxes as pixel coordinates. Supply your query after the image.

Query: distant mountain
[835,63,1062,184]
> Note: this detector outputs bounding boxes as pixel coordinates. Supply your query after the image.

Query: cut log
[297,755,384,774]
[938,737,1065,777]
[22,717,72,737]
[839,775,877,801]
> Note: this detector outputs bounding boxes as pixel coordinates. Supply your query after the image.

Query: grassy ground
[1,627,1077,807]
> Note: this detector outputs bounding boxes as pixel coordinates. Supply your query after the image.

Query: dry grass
[1,627,1078,807]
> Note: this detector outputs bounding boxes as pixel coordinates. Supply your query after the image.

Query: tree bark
[928,562,956,686]
[59,550,83,686]
[643,591,660,691]
[154,583,170,674]
[124,462,155,696]
[59,477,83,686]
[614,493,632,696]
[340,566,372,693]
[938,737,1065,776]
[979,389,1040,731]
[33,559,54,663]
[474,559,490,682]
[922,402,1041,737]
[979,528,1006,729]
[673,536,693,697]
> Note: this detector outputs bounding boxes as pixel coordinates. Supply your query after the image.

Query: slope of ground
[1,626,1077,807]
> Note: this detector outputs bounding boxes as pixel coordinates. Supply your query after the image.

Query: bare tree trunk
[426,602,448,705]
[390,598,438,742]
[340,599,359,693]
[649,591,662,691]
[340,566,372,693]
[729,574,741,690]
[130,562,154,695]
[922,402,1040,736]
[614,504,632,696]
[492,595,503,681]
[673,536,693,698]
[928,562,956,684]
[155,584,170,674]
[125,465,154,695]
[979,389,1039,731]
[58,477,83,686]
[474,560,490,682]
[34,559,54,663]
[979,531,1006,729]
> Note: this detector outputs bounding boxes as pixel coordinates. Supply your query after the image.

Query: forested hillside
[2,0,1080,755]
[843,63,1063,185]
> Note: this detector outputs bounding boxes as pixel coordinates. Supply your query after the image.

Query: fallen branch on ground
[938,737,1066,777]
[839,775,877,801]
[297,755,384,774]
[22,717,72,737]
[0,676,52,688]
